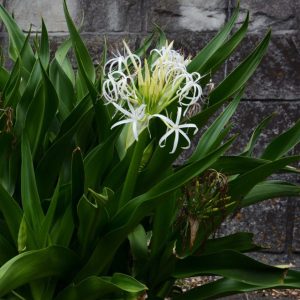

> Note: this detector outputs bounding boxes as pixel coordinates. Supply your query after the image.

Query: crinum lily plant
[0,1,300,299]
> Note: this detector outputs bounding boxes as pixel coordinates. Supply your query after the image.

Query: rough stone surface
[231,0,299,31]
[217,198,288,252]
[292,201,300,252]
[48,33,139,67]
[229,101,300,156]
[227,34,300,100]
[148,0,227,32]
[81,0,142,33]
[3,0,80,32]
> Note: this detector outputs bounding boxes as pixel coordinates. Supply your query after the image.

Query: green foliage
[0,1,300,299]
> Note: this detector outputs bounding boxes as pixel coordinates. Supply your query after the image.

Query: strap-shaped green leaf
[0,246,77,297]
[0,66,9,90]
[63,0,95,83]
[71,147,84,225]
[0,183,22,246]
[211,156,299,175]
[209,30,271,105]
[201,232,259,255]
[201,12,249,80]
[242,180,300,207]
[0,4,34,68]
[54,38,75,85]
[128,224,149,262]
[55,273,147,300]
[119,131,149,208]
[172,278,263,300]
[187,3,239,73]
[36,95,92,199]
[228,155,300,202]
[49,59,75,120]
[38,19,50,69]
[2,59,21,108]
[24,61,59,158]
[21,135,44,231]
[173,270,300,300]
[84,129,120,191]
[241,112,275,156]
[14,60,41,136]
[77,191,111,257]
[188,90,242,163]
[261,118,300,160]
[173,250,287,285]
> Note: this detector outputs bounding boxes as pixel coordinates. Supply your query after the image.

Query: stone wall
[0,0,299,265]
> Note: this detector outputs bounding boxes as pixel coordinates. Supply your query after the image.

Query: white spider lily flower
[103,40,202,151]
[151,42,190,68]
[153,107,198,154]
[111,102,147,141]
[102,73,119,103]
[104,55,126,74]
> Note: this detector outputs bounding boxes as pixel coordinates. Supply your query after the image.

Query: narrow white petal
[158,129,175,147]
[111,119,134,129]
[170,130,180,154]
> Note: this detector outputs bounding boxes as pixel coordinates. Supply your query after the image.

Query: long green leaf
[0,66,9,89]
[38,19,50,69]
[56,273,147,300]
[63,0,95,83]
[241,112,275,156]
[71,147,84,226]
[0,183,22,245]
[187,4,239,73]
[174,271,300,300]
[14,60,41,135]
[228,156,300,201]
[201,233,259,255]
[119,131,148,208]
[188,91,241,163]
[54,38,75,85]
[36,95,92,198]
[84,129,120,191]
[242,180,300,207]
[0,5,34,70]
[209,30,271,105]
[211,156,299,175]
[49,59,75,120]
[200,12,249,78]
[0,246,77,297]
[21,136,44,231]
[24,62,58,157]
[173,250,287,285]
[261,118,300,160]
[77,190,112,257]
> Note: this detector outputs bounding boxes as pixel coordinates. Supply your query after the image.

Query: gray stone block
[217,198,288,252]
[226,34,300,100]
[229,101,300,156]
[231,0,299,31]
[148,0,226,32]
[292,201,300,252]
[81,0,142,33]
[49,33,139,68]
[4,0,80,32]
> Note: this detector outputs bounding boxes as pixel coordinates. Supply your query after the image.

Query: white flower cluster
[102,41,202,153]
